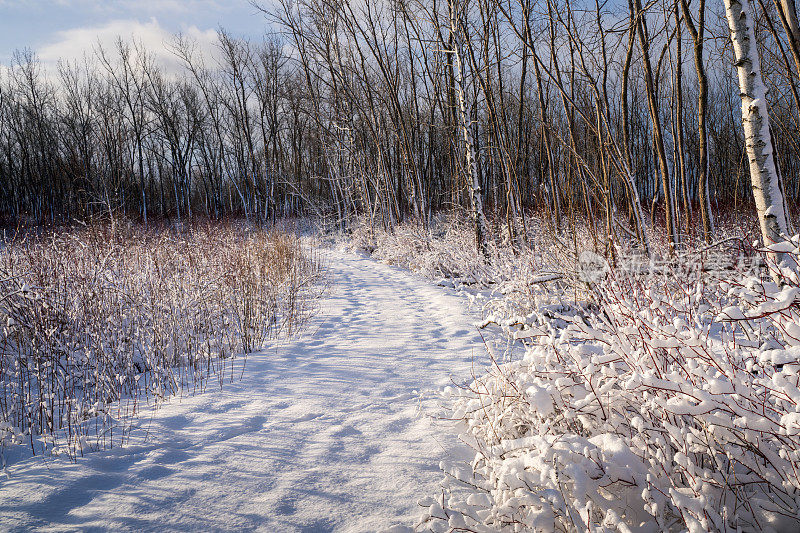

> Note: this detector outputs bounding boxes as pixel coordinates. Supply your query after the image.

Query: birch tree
[448,0,489,256]
[724,0,794,258]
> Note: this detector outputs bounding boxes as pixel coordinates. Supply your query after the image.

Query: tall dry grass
[0,220,321,459]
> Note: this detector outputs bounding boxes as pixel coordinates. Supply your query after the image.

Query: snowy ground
[0,249,487,532]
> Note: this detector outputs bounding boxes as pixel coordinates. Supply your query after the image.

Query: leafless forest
[1,0,797,253]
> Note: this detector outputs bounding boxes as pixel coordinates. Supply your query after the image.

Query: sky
[0,0,275,69]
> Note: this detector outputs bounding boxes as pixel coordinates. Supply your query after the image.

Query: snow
[0,248,486,532]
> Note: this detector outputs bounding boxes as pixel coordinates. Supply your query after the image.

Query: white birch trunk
[449,1,489,256]
[724,0,793,255]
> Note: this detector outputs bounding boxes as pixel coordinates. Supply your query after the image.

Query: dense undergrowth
[340,213,800,532]
[0,220,322,462]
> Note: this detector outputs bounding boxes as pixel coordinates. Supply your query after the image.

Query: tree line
[1,0,798,252]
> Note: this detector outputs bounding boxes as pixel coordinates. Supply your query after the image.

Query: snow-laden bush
[344,214,490,282]
[340,214,573,320]
[419,238,800,532]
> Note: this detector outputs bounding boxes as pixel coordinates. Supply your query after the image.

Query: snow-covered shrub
[419,238,800,532]
[0,221,321,460]
[339,214,572,319]
[339,211,738,324]
[343,213,490,282]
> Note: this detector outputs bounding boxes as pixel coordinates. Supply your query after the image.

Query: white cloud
[36,17,220,75]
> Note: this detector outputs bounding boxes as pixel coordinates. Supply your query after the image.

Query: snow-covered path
[0,249,485,532]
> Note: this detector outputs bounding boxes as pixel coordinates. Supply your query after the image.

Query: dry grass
[0,219,322,459]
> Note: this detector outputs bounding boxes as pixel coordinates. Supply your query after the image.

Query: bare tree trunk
[674,0,690,231]
[681,0,715,242]
[619,10,652,255]
[634,0,679,251]
[449,0,489,256]
[777,0,800,76]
